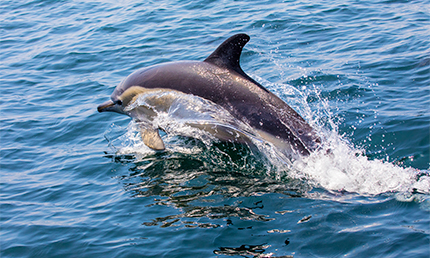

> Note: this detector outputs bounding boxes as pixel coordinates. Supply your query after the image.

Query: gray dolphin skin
[98,33,321,155]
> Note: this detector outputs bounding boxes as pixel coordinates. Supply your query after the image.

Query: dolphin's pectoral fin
[140,127,165,151]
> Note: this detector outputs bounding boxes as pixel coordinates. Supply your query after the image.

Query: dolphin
[98,33,321,155]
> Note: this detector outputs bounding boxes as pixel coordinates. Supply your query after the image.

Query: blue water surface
[1,0,429,257]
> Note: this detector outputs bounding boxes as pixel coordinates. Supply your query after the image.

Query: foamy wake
[291,131,430,195]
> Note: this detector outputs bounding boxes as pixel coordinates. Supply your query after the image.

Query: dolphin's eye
[115,100,123,105]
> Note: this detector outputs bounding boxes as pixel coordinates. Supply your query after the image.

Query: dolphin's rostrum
[98,34,321,155]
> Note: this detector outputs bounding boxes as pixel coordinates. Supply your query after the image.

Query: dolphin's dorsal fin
[204,33,269,92]
[204,33,250,75]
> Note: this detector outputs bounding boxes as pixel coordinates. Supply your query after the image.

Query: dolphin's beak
[97,100,116,113]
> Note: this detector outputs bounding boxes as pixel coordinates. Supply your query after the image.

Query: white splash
[291,132,429,195]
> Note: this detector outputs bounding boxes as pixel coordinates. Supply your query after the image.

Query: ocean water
[1,0,429,257]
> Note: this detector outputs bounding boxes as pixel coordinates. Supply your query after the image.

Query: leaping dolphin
[98,33,321,155]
